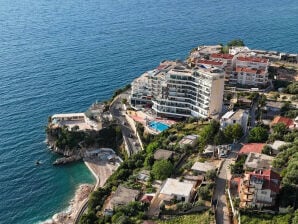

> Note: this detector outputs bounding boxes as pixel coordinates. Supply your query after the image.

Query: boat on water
[35,160,41,165]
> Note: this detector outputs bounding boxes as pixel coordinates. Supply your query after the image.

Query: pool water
[149,121,170,132]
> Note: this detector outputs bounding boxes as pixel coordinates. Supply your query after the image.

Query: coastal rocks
[42,184,93,224]
[53,155,82,165]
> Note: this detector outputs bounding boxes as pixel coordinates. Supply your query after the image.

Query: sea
[0,0,297,223]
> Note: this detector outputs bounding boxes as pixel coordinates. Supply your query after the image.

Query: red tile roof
[211,53,234,60]
[239,143,265,154]
[271,116,293,128]
[140,195,153,203]
[198,59,224,66]
[236,67,266,75]
[247,169,280,193]
[237,56,268,63]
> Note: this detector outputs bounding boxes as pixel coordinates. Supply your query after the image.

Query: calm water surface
[0,0,297,223]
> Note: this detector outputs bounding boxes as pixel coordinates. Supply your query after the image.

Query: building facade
[238,169,280,208]
[130,61,225,118]
[229,56,269,86]
[220,109,249,133]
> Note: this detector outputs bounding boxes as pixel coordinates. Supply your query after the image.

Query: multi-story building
[130,61,225,118]
[229,56,269,86]
[238,169,280,208]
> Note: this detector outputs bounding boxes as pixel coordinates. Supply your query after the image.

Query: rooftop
[197,59,224,66]
[231,109,248,120]
[197,45,222,55]
[236,67,266,75]
[265,101,284,109]
[237,56,268,63]
[160,178,193,197]
[271,116,293,128]
[211,53,234,60]
[153,149,174,160]
[179,135,198,146]
[52,113,86,119]
[270,140,289,151]
[191,161,216,173]
[110,186,140,207]
[244,152,274,170]
[221,110,235,119]
[247,169,280,193]
[239,143,265,154]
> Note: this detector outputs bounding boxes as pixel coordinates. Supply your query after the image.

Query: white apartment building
[229,56,269,86]
[130,62,225,118]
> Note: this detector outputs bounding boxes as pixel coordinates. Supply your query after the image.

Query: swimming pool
[149,121,170,132]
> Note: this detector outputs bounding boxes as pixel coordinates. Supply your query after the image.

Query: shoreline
[42,158,118,224]
[84,159,100,188]
[42,184,94,224]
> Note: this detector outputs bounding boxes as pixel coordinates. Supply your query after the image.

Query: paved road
[109,93,141,155]
[214,151,238,224]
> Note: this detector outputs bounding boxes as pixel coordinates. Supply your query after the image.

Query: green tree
[200,120,220,145]
[151,160,174,180]
[292,210,298,224]
[227,39,245,47]
[205,170,217,181]
[232,124,244,140]
[286,82,298,94]
[223,124,243,143]
[198,186,210,200]
[79,211,98,224]
[262,145,273,155]
[214,130,226,145]
[248,126,268,142]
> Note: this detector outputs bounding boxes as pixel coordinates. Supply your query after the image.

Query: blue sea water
[0,0,297,223]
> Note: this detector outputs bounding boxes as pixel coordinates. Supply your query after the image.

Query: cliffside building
[130,61,225,118]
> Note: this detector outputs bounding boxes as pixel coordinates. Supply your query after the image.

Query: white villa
[159,178,194,202]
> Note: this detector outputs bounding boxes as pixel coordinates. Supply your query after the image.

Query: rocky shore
[43,184,93,224]
[47,139,83,165]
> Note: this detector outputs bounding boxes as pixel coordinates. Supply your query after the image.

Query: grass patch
[241,212,292,224]
[158,211,214,224]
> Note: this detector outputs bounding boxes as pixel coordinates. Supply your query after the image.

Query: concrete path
[214,158,234,224]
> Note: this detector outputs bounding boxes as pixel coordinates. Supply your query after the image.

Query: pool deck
[127,109,176,134]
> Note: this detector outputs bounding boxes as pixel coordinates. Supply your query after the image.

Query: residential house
[191,162,216,175]
[220,109,249,134]
[153,149,174,160]
[159,178,194,202]
[244,152,274,170]
[109,186,140,208]
[239,143,265,155]
[269,140,289,155]
[263,101,283,118]
[179,135,198,147]
[238,169,280,208]
[271,116,294,129]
